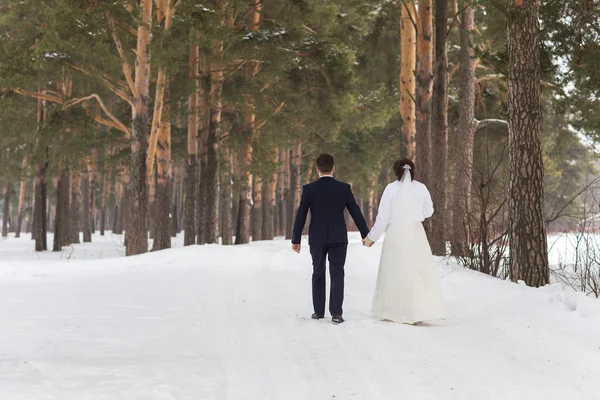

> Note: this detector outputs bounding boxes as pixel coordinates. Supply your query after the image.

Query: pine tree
[451,3,476,257]
[430,0,449,256]
[416,0,433,186]
[400,1,417,158]
[507,0,549,286]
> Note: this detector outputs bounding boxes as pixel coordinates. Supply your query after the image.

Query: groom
[292,154,370,324]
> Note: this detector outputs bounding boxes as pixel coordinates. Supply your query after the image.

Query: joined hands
[362,237,374,248]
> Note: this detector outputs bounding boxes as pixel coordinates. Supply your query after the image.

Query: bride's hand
[362,237,374,248]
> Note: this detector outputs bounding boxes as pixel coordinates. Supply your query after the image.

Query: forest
[1,0,599,289]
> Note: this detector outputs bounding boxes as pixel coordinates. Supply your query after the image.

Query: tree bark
[367,188,376,227]
[451,4,476,257]
[2,182,9,238]
[401,1,417,158]
[90,149,97,234]
[33,96,48,251]
[235,0,261,245]
[126,0,152,256]
[15,155,28,238]
[507,0,549,287]
[221,146,233,245]
[70,170,81,244]
[48,201,54,234]
[113,179,125,235]
[252,178,263,241]
[148,164,157,240]
[205,42,223,245]
[184,33,199,246]
[147,0,175,182]
[82,168,92,242]
[171,166,180,237]
[196,64,210,245]
[100,160,112,236]
[152,85,172,251]
[33,163,48,251]
[286,143,302,240]
[263,148,278,241]
[416,0,433,186]
[53,167,71,252]
[278,148,288,237]
[235,147,253,244]
[430,0,449,256]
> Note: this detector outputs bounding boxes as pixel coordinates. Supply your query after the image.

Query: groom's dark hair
[316,154,335,173]
[394,158,415,181]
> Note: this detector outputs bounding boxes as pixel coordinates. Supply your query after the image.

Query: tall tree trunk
[430,0,449,256]
[286,143,302,240]
[126,0,152,256]
[205,42,223,245]
[53,167,70,251]
[221,146,233,245]
[90,149,97,233]
[235,156,252,244]
[147,0,175,185]
[113,179,125,235]
[152,85,172,251]
[184,34,199,246]
[452,4,476,257]
[507,0,549,287]
[2,182,9,238]
[33,163,48,250]
[197,65,210,245]
[367,188,375,227]
[263,149,278,241]
[171,166,180,237]
[100,161,112,236]
[33,96,48,251]
[235,0,261,245]
[82,168,92,243]
[252,178,263,241]
[416,0,433,186]
[148,166,157,240]
[278,148,288,237]
[48,201,54,234]
[401,1,417,158]
[177,166,185,235]
[70,170,81,244]
[15,155,28,238]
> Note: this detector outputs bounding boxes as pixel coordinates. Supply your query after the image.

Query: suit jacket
[292,177,370,245]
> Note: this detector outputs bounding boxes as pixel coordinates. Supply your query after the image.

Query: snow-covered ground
[1,233,599,400]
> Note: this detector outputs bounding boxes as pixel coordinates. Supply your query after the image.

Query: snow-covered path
[1,234,599,400]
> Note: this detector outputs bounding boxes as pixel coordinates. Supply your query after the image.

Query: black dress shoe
[332,315,345,324]
[311,313,325,320]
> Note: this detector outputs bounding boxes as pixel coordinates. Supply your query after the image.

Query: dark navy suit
[292,177,369,316]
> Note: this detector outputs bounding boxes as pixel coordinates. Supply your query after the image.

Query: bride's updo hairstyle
[393,158,415,181]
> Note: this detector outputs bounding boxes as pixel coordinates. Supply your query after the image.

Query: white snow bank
[0,233,599,400]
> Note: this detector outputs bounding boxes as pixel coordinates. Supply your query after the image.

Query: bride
[362,158,445,324]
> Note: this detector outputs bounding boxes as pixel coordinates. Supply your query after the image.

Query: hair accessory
[403,165,412,170]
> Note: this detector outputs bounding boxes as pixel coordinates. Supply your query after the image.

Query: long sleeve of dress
[423,185,434,219]
[367,185,393,242]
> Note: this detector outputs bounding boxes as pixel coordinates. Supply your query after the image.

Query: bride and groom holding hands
[292,154,445,325]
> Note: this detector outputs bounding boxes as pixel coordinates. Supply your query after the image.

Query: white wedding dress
[368,168,445,324]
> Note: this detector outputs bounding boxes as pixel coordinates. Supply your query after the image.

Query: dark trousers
[309,243,348,316]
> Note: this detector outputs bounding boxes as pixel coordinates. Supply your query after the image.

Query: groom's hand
[292,244,301,253]
[362,238,374,247]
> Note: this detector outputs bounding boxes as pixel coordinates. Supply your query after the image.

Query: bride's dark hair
[393,158,415,181]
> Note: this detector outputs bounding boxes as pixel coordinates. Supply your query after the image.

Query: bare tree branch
[68,63,133,106]
[63,94,131,137]
[546,176,600,224]
[11,88,62,104]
